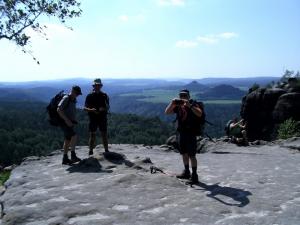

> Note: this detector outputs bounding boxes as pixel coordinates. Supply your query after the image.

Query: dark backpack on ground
[46,91,69,126]
[225,120,233,136]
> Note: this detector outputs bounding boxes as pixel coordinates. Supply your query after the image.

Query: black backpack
[189,100,206,136]
[46,91,69,126]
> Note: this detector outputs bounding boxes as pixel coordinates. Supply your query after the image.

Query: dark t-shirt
[85,91,109,120]
[173,100,200,133]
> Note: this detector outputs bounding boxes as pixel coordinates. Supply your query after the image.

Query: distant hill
[183,81,209,92]
[0,87,60,102]
[195,77,280,88]
[165,81,209,92]
[197,84,246,100]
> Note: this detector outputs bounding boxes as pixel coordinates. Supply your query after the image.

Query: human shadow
[211,151,264,156]
[103,151,136,167]
[67,157,113,173]
[194,182,252,207]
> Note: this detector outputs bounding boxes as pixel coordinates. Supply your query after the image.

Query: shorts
[177,132,197,157]
[60,123,76,141]
[89,118,107,133]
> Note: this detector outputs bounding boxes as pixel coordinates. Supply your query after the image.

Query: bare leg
[89,132,96,154]
[62,139,72,165]
[176,153,191,179]
[63,140,71,154]
[182,153,189,167]
[190,156,197,168]
[70,135,81,162]
[101,131,109,152]
[70,135,77,152]
[190,155,199,183]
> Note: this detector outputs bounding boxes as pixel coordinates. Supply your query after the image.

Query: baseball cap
[72,85,82,95]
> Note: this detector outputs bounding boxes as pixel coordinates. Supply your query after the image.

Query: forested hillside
[0,101,173,166]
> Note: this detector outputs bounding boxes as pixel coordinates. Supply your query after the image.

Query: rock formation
[1,140,300,225]
[240,78,300,141]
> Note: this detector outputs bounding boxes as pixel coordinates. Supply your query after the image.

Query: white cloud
[217,32,239,39]
[118,15,129,22]
[197,35,219,44]
[175,40,198,48]
[175,32,238,48]
[197,32,239,45]
[158,0,185,7]
[118,14,145,23]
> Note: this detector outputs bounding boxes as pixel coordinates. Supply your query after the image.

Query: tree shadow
[194,182,252,207]
[67,157,113,173]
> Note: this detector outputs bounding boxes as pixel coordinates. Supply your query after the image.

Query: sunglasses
[179,94,189,98]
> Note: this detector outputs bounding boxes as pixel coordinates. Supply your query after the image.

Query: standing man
[57,85,82,165]
[165,89,203,184]
[84,78,110,155]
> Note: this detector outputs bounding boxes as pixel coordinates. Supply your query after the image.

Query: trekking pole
[204,132,216,143]
[205,120,214,126]
[0,201,4,219]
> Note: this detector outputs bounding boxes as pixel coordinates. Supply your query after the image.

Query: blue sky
[0,0,299,81]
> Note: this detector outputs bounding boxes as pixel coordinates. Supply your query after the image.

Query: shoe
[62,156,72,165]
[176,170,191,179]
[71,152,82,163]
[89,150,94,156]
[191,173,199,184]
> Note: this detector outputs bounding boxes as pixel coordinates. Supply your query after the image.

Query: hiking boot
[71,152,81,163]
[176,170,191,179]
[62,156,72,165]
[191,173,199,184]
[88,150,94,156]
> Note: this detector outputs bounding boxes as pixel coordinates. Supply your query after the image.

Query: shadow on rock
[196,182,252,207]
[211,151,264,156]
[67,158,113,173]
[103,152,127,165]
[103,151,137,168]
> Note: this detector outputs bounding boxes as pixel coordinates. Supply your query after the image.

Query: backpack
[176,100,206,136]
[189,100,206,136]
[46,91,69,126]
[225,120,233,136]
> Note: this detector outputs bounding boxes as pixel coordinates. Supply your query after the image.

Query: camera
[174,99,184,105]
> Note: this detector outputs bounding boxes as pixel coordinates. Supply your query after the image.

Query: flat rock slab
[1,141,300,225]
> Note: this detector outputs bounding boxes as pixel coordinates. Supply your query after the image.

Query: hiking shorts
[177,132,197,157]
[60,123,76,141]
[89,118,107,133]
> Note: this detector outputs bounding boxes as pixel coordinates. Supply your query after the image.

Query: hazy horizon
[0,75,283,83]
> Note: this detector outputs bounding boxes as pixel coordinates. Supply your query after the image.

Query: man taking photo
[165,89,203,184]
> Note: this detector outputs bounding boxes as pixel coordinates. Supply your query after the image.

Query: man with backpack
[84,78,110,155]
[165,89,203,184]
[56,85,83,165]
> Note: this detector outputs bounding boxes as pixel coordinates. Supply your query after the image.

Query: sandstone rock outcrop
[1,141,300,225]
[241,80,300,141]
